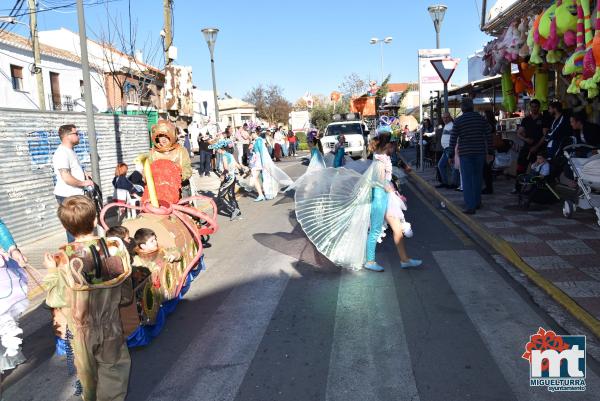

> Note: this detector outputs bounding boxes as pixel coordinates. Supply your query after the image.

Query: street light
[369,36,393,83]
[427,4,447,48]
[201,27,220,127]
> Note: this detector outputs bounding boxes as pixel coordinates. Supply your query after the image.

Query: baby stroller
[562,144,600,226]
[517,174,560,209]
[491,139,514,179]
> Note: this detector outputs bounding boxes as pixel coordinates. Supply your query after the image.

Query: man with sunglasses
[52,124,94,241]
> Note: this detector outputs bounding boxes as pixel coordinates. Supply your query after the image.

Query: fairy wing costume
[244,137,293,197]
[0,252,28,373]
[294,160,387,270]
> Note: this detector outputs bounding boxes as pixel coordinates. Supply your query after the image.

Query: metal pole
[379,41,384,84]
[76,0,101,190]
[163,0,172,66]
[444,82,449,113]
[28,0,45,110]
[209,49,220,125]
[436,29,440,49]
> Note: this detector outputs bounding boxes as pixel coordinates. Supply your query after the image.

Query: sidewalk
[412,165,600,334]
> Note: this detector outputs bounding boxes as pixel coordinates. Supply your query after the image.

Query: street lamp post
[369,36,393,84]
[427,4,447,49]
[202,28,220,129]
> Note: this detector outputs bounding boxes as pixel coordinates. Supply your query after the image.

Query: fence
[0,108,150,245]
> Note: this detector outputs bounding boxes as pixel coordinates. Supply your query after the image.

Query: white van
[320,120,368,159]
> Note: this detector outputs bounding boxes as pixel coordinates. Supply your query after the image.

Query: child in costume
[210,139,245,220]
[0,219,28,375]
[149,120,193,197]
[132,228,181,271]
[106,225,135,262]
[43,195,132,401]
[333,134,346,168]
[242,131,293,201]
[294,127,421,272]
[286,130,326,193]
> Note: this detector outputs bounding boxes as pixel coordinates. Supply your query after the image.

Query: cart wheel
[563,200,574,219]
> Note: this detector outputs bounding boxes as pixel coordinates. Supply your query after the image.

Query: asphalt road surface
[4,156,600,401]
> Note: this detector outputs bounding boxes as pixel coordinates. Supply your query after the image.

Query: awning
[482,0,551,36]
[448,75,502,96]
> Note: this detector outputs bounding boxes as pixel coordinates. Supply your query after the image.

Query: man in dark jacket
[570,111,600,148]
[449,98,492,214]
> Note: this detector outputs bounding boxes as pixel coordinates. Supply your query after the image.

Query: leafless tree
[244,84,292,125]
[90,3,164,113]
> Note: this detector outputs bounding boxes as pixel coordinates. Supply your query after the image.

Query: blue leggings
[366,187,388,262]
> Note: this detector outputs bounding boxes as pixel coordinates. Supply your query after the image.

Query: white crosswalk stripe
[434,249,600,401]
[325,270,420,401]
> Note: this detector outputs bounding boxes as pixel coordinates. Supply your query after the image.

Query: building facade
[0,31,106,112]
[38,28,164,114]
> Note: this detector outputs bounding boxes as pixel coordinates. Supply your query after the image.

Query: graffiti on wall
[25,130,92,170]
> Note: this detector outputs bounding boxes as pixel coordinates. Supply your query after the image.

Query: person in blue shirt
[333,135,346,168]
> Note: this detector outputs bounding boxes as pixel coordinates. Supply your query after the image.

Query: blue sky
[6,0,494,101]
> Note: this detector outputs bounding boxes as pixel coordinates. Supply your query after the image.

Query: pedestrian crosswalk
[5,179,600,401]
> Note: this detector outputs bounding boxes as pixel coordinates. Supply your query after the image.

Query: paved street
[5,157,600,401]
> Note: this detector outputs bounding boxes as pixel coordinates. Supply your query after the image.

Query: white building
[38,27,164,113]
[218,98,257,128]
[0,31,106,111]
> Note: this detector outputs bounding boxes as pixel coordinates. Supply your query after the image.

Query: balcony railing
[48,94,74,111]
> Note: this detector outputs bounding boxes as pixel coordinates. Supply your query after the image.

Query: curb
[408,171,600,339]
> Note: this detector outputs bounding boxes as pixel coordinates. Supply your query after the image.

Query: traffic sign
[430,58,460,84]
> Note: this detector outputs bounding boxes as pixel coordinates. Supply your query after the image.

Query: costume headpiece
[208,139,234,150]
[151,120,178,152]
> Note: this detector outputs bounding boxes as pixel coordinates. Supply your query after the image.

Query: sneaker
[254,195,265,202]
[462,208,476,215]
[230,209,241,220]
[265,195,274,200]
[435,184,447,189]
[364,262,384,272]
[510,189,518,194]
[400,259,422,268]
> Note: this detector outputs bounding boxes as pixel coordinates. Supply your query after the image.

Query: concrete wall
[0,108,149,244]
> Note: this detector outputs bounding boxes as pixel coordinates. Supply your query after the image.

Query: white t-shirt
[441,121,454,149]
[52,144,85,197]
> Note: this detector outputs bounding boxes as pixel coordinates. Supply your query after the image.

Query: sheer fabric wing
[295,163,384,270]
[287,150,326,192]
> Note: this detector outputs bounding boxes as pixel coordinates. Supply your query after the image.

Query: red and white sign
[430,58,460,84]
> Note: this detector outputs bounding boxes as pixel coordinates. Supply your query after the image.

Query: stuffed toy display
[501,68,517,112]
[556,0,578,45]
[533,68,550,110]
[563,0,587,93]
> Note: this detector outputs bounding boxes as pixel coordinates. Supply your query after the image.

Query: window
[80,80,84,98]
[50,72,61,110]
[10,65,23,91]
[241,115,251,122]
[126,85,139,104]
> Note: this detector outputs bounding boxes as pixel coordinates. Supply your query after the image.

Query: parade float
[97,154,218,347]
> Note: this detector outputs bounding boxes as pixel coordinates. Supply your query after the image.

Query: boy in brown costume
[44,196,132,401]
